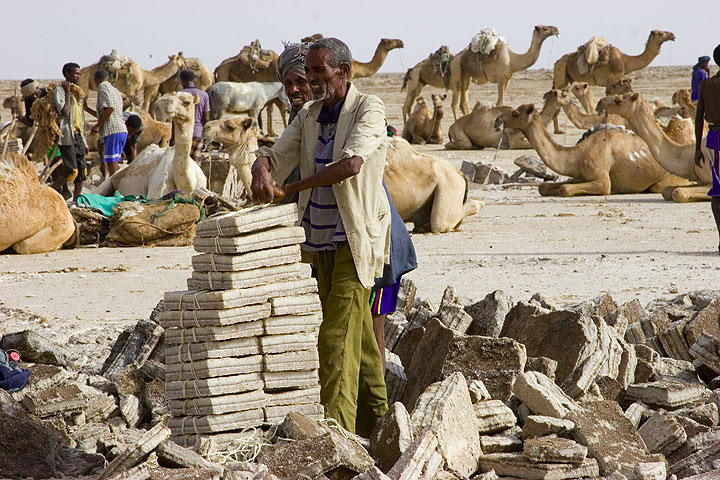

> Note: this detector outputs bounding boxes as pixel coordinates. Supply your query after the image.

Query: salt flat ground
[0,67,718,367]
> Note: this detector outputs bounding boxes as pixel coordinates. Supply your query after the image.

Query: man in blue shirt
[692,56,711,102]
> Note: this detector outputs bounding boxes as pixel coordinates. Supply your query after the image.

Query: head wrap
[277,42,310,83]
[21,80,39,98]
[699,56,711,64]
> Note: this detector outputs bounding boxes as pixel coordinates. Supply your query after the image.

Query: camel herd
[0,29,715,255]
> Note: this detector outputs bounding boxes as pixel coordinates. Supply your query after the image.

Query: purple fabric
[692,68,708,101]
[707,130,720,196]
[181,87,210,138]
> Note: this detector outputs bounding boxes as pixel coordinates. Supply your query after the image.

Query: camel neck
[509,32,546,71]
[145,60,180,86]
[172,117,193,172]
[619,39,661,73]
[523,114,577,177]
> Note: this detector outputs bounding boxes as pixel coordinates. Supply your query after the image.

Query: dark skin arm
[84,99,96,118]
[60,81,73,117]
[202,110,210,125]
[695,87,706,167]
[127,142,137,162]
[91,107,114,135]
[251,155,364,204]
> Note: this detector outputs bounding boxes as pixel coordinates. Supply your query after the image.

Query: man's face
[66,67,81,84]
[305,48,347,104]
[284,72,312,111]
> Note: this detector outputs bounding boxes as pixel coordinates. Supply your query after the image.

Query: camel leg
[538,179,583,196]
[558,178,611,197]
[553,112,564,135]
[496,77,510,107]
[459,76,472,117]
[265,103,275,137]
[444,129,474,150]
[12,204,75,254]
[429,179,469,233]
[664,185,711,203]
[647,174,693,194]
[403,81,422,124]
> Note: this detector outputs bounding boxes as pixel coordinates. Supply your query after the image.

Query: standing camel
[553,31,675,89]
[450,25,559,119]
[350,38,404,79]
[143,57,214,111]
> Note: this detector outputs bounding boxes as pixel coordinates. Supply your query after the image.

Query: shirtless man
[695,44,720,252]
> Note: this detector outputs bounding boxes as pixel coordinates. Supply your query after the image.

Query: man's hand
[250,157,275,204]
[695,150,705,168]
[90,124,100,135]
[62,80,71,93]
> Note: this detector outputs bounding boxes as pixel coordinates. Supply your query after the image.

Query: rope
[205,427,269,464]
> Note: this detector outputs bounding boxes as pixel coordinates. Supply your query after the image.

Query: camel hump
[470,28,506,57]
[577,37,610,73]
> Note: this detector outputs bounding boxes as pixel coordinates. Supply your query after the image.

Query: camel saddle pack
[238,40,274,72]
[99,50,133,86]
[470,28,505,60]
[576,37,611,74]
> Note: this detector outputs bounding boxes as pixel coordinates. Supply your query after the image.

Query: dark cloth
[372,181,417,292]
[317,98,345,124]
[708,130,720,197]
[58,133,87,182]
[692,67,708,101]
[23,87,47,125]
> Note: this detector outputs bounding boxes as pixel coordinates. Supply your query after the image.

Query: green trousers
[316,242,389,437]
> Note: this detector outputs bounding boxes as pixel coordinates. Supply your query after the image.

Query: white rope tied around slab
[183,397,201,415]
[318,417,364,448]
[214,236,224,254]
[205,426,269,464]
[181,415,201,435]
[210,254,217,272]
[180,378,203,399]
[208,272,214,290]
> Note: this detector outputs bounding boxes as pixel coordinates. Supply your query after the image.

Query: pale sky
[2,0,717,80]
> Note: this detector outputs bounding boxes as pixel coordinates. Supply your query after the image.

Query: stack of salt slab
[160,204,324,447]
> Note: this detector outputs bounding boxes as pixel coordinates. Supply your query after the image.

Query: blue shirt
[692,68,708,101]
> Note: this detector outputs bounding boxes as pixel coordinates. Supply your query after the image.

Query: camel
[596,92,713,202]
[200,116,259,196]
[494,103,691,197]
[450,25,559,119]
[1,96,33,148]
[558,89,628,130]
[143,57,214,111]
[350,38,404,79]
[401,45,454,122]
[402,94,446,144]
[0,152,75,254]
[445,89,568,150]
[207,82,288,136]
[605,78,633,95]
[384,137,483,233]
[88,53,185,111]
[552,30,675,89]
[95,92,206,199]
[672,89,695,119]
[214,43,287,136]
[79,50,132,94]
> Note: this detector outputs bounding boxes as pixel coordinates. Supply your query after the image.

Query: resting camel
[350,38,404,79]
[401,45,454,122]
[450,25,559,119]
[95,92,206,199]
[553,30,675,89]
[402,94,446,144]
[0,152,75,254]
[597,92,713,203]
[494,104,690,197]
[384,137,483,233]
[446,89,569,150]
[200,116,258,196]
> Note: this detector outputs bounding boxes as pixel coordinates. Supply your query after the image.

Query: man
[692,56,711,102]
[121,112,143,163]
[695,44,720,253]
[274,42,417,373]
[19,78,47,127]
[179,69,210,160]
[251,38,390,437]
[51,62,88,201]
[91,69,127,177]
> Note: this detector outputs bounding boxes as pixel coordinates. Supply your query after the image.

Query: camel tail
[402,68,412,91]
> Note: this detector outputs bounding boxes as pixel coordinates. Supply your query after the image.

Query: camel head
[596,92,645,119]
[605,78,633,95]
[201,116,255,150]
[495,104,536,131]
[649,30,675,45]
[154,91,198,124]
[569,82,590,101]
[672,88,692,106]
[169,52,185,68]
[380,38,405,51]
[431,94,447,110]
[2,96,21,116]
[534,25,559,40]
[415,96,428,108]
[302,33,324,43]
[543,89,571,106]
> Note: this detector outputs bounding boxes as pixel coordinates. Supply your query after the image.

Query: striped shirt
[301,100,346,252]
[96,81,127,138]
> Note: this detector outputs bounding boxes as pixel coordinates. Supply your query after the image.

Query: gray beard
[312,84,335,102]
